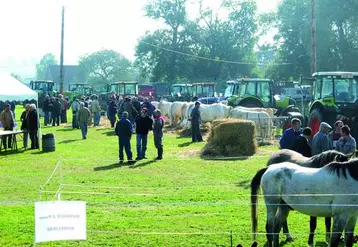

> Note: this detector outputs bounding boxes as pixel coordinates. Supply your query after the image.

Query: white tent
[0,71,38,102]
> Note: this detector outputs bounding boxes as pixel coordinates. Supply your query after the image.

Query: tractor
[68,83,94,97]
[168,84,193,102]
[308,71,358,140]
[28,80,57,115]
[191,82,226,104]
[227,78,303,128]
[99,81,139,111]
[138,82,170,101]
[224,80,240,98]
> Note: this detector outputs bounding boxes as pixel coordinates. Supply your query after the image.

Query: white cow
[234,106,277,118]
[158,99,172,121]
[169,101,187,126]
[151,101,159,110]
[180,102,195,128]
[229,107,273,140]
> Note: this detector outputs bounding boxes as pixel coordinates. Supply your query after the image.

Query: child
[153,109,165,160]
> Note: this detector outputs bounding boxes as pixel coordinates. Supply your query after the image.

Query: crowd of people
[280,118,357,158]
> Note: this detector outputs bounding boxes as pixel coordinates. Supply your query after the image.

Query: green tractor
[308,71,358,140]
[224,80,240,98]
[68,83,94,97]
[168,84,193,102]
[227,78,303,126]
[28,80,56,115]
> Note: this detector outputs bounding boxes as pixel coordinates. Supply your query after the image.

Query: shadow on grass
[129,159,157,169]
[102,131,117,137]
[93,161,136,171]
[200,155,249,161]
[178,141,194,147]
[0,148,26,156]
[263,240,289,247]
[56,128,75,132]
[234,179,251,189]
[58,139,79,144]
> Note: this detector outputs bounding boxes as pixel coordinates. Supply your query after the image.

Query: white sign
[35,201,86,243]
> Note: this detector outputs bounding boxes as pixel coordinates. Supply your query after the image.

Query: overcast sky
[0,0,280,77]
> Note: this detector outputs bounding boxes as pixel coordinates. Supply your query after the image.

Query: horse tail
[251,167,268,240]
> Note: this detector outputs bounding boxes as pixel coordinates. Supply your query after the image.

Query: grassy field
[0,107,330,247]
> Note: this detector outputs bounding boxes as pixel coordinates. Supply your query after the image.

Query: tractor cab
[108,81,138,97]
[224,80,240,98]
[191,82,218,104]
[308,72,358,138]
[68,83,93,96]
[30,80,55,95]
[170,84,192,102]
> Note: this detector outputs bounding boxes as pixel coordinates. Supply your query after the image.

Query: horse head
[334,152,351,162]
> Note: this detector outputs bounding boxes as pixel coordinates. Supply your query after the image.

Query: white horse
[251,159,358,247]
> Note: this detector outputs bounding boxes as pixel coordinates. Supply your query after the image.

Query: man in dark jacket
[43,95,52,126]
[292,127,312,157]
[52,98,61,126]
[115,111,134,164]
[27,104,40,149]
[279,118,302,149]
[142,98,155,117]
[135,108,153,160]
[153,109,164,160]
[189,101,203,142]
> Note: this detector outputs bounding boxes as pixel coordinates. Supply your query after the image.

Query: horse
[251,159,358,247]
[265,149,350,246]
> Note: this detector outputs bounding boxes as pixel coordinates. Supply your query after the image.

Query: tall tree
[78,49,135,85]
[36,53,58,80]
[136,0,190,83]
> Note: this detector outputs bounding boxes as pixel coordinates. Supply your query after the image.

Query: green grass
[0,107,330,246]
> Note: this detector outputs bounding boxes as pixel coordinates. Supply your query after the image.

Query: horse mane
[325,158,358,181]
[305,150,348,168]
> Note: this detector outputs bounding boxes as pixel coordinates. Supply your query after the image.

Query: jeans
[72,113,78,129]
[61,110,67,123]
[44,111,51,125]
[93,112,101,126]
[52,113,60,126]
[80,122,88,138]
[23,130,29,148]
[119,138,132,161]
[136,134,148,158]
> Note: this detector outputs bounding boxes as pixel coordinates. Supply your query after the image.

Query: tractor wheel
[308,109,323,137]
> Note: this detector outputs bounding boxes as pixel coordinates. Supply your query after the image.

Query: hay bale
[201,119,257,157]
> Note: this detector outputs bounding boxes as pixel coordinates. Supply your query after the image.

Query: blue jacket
[115,117,132,140]
[279,127,302,150]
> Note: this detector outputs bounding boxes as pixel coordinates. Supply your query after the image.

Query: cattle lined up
[152,99,282,140]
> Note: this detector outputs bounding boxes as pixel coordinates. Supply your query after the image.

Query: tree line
[35,0,358,89]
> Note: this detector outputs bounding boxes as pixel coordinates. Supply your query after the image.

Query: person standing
[77,102,91,139]
[91,95,101,126]
[336,125,356,156]
[189,101,203,142]
[279,118,302,150]
[59,94,66,123]
[27,104,40,149]
[135,108,153,160]
[20,104,31,149]
[115,111,134,164]
[311,122,332,155]
[52,98,61,126]
[71,97,80,129]
[0,104,15,149]
[292,127,312,157]
[328,120,343,149]
[43,95,52,126]
[153,109,165,160]
[107,96,117,128]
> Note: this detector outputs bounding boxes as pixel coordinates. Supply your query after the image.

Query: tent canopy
[0,71,38,102]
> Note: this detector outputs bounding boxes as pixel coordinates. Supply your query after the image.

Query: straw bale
[201,119,257,157]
